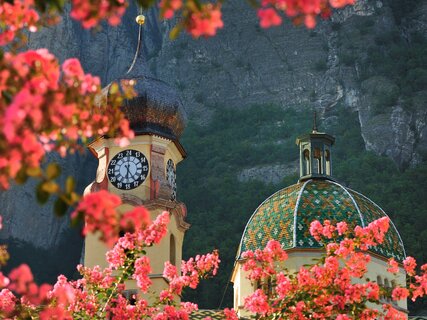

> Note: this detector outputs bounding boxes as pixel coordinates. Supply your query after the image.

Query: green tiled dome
[238,179,406,261]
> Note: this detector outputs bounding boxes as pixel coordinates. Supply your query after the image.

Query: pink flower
[336,221,348,235]
[50,275,75,306]
[133,256,152,293]
[120,206,150,233]
[392,287,409,301]
[106,244,126,269]
[276,272,291,298]
[0,272,9,288]
[40,306,72,320]
[8,264,33,294]
[62,58,84,80]
[72,191,122,246]
[187,4,224,38]
[387,258,399,274]
[322,220,336,239]
[159,289,173,302]
[163,261,178,281]
[70,0,128,28]
[159,0,183,19]
[264,240,288,261]
[257,8,282,28]
[309,220,323,241]
[139,211,170,246]
[223,308,238,320]
[329,0,356,8]
[244,289,270,315]
[403,256,417,276]
[0,289,15,314]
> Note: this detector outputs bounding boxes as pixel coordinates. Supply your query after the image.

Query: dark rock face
[0,0,426,270]
[149,0,427,169]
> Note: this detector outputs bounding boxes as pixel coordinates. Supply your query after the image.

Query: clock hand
[125,164,131,180]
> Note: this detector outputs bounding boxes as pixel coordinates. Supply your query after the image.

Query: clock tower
[83,14,189,296]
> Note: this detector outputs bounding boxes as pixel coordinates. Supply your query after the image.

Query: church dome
[112,74,187,141]
[238,178,406,262]
[238,179,406,261]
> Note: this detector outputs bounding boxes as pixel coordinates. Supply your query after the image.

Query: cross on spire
[312,110,318,133]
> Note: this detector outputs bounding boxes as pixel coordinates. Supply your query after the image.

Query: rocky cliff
[0,0,426,279]
[150,0,427,169]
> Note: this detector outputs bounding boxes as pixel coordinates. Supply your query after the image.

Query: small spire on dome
[312,111,318,133]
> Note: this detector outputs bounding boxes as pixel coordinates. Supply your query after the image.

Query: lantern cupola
[296,113,335,182]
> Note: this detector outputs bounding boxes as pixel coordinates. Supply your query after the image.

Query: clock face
[166,159,176,200]
[107,149,149,190]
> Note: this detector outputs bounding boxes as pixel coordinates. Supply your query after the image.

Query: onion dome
[104,11,187,146]
[237,119,406,262]
[112,74,187,141]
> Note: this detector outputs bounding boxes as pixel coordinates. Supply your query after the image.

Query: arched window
[325,149,331,175]
[170,234,176,266]
[384,278,391,302]
[384,278,390,288]
[303,149,310,176]
[377,275,383,286]
[313,147,322,174]
[377,276,384,299]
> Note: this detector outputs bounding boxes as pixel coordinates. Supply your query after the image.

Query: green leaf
[54,197,68,217]
[245,0,260,8]
[136,0,156,9]
[193,0,202,10]
[70,213,83,227]
[109,82,119,95]
[70,192,80,203]
[169,25,182,40]
[65,176,76,194]
[15,169,28,185]
[41,181,59,194]
[46,163,61,180]
[36,183,50,204]
[26,166,42,177]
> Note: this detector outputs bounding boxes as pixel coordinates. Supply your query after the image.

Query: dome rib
[236,183,304,259]
[346,187,407,259]
[293,180,310,249]
[330,180,365,228]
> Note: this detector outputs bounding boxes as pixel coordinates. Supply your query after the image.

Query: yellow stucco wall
[84,134,187,301]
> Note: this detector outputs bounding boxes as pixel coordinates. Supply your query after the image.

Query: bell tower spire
[83,6,189,300]
[296,114,335,182]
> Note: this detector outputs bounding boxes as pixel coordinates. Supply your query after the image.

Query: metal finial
[136,14,145,25]
[312,111,318,133]
[126,5,144,75]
